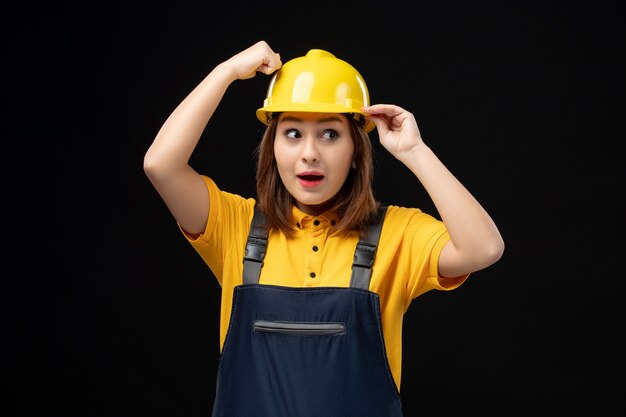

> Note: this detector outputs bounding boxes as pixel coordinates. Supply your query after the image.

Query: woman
[144,40,504,417]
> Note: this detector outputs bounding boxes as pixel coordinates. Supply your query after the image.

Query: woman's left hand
[362,104,424,162]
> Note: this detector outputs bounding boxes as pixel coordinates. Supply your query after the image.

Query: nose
[301,136,319,163]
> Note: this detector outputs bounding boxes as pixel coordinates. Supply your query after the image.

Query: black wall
[6,1,624,416]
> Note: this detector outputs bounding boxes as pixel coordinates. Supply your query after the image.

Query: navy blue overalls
[211,205,404,417]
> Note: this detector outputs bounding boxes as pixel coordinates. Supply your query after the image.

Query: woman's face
[274,112,355,215]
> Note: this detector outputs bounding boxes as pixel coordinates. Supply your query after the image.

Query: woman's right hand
[221,40,282,81]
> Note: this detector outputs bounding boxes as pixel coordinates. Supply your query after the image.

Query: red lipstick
[297,171,324,188]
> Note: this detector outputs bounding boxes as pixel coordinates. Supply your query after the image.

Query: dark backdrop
[6,1,624,416]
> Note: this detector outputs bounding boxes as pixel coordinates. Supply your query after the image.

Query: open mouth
[297,174,324,187]
[297,174,324,181]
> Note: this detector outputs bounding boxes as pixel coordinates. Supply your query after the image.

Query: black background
[6,1,624,416]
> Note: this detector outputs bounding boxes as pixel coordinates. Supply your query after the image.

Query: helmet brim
[256,105,376,133]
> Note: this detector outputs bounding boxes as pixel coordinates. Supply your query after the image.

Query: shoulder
[382,205,439,227]
[201,175,256,217]
[379,204,448,248]
[190,175,257,242]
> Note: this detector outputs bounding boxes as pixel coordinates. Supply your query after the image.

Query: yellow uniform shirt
[183,176,469,390]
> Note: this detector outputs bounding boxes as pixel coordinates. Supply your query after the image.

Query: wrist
[213,62,239,84]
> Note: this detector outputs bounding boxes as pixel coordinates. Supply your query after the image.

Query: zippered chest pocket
[253,320,346,336]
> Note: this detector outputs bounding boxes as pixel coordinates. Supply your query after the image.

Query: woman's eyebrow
[318,116,343,124]
[281,116,344,124]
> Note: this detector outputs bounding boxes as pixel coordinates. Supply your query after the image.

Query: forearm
[144,63,236,177]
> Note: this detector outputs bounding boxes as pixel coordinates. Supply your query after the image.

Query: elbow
[143,152,158,180]
[143,150,190,188]
[481,237,505,269]
[143,150,170,184]
[491,241,505,264]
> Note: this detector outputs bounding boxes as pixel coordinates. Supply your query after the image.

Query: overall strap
[242,204,388,288]
[242,205,268,285]
[349,206,388,290]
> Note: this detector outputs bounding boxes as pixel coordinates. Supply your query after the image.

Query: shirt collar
[291,205,339,230]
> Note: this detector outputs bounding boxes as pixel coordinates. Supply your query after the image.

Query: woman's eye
[322,129,339,140]
[285,129,301,139]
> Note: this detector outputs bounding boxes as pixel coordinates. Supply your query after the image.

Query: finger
[257,64,277,75]
[367,115,389,136]
[260,53,281,75]
[362,104,405,118]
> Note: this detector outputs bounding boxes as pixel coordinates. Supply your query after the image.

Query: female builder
[144,40,504,417]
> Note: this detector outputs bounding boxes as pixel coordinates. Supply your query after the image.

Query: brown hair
[255,115,379,237]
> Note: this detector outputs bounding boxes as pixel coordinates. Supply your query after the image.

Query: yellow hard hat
[256,49,375,132]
